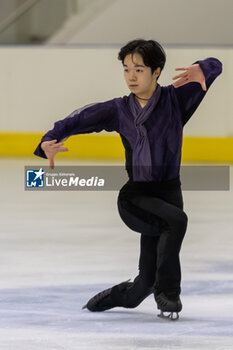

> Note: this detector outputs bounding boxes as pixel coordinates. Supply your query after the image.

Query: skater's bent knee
[179,211,188,232]
[172,211,188,233]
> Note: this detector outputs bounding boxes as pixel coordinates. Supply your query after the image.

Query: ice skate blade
[82,304,87,310]
[157,310,179,321]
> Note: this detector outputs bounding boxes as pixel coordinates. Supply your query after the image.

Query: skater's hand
[172,64,207,91]
[41,139,68,169]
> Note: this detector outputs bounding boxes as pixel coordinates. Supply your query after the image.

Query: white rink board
[0,47,230,137]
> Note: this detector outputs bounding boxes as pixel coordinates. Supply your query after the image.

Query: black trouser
[115,177,188,308]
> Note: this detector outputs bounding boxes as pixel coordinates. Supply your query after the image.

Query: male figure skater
[34,39,222,320]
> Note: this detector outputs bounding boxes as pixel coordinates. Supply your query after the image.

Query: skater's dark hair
[118,39,166,79]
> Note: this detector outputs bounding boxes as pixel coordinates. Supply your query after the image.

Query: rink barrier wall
[0,47,229,137]
[1,132,233,163]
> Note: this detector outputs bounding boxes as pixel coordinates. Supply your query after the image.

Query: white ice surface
[0,159,233,350]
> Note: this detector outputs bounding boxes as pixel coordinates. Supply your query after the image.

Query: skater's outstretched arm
[171,57,222,126]
[34,100,119,167]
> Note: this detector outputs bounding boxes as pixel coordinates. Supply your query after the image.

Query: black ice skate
[82,279,133,312]
[154,291,182,320]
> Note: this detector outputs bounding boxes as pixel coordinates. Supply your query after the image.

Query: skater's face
[123,53,160,99]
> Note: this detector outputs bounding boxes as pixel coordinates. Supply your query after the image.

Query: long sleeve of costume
[173,57,222,126]
[34,100,118,159]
